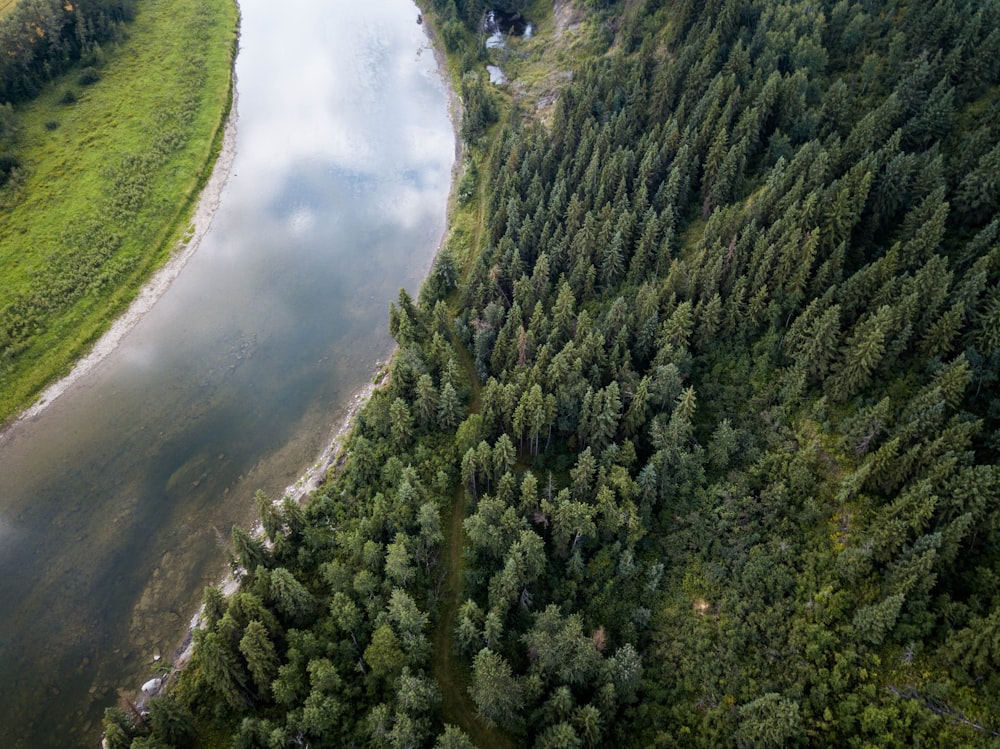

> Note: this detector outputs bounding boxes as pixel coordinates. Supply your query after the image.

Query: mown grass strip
[0,0,238,424]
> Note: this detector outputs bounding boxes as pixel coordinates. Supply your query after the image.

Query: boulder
[141,677,162,695]
[487,65,508,85]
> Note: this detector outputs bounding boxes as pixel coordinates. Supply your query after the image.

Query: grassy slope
[0,0,238,423]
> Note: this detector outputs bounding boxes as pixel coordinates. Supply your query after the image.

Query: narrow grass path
[431,483,516,749]
[423,9,517,741]
[430,331,517,748]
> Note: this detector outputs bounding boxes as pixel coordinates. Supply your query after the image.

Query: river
[0,0,453,745]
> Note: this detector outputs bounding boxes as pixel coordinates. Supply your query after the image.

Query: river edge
[149,371,383,686]
[127,2,465,712]
[0,82,241,447]
[0,2,463,448]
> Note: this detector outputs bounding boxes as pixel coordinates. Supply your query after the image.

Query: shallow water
[0,1,452,746]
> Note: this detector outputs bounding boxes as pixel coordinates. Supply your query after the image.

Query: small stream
[484,8,533,48]
[0,1,453,746]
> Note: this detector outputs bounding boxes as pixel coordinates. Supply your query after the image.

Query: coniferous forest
[108,0,1000,746]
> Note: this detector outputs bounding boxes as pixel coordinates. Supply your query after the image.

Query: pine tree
[269,567,315,625]
[390,398,414,447]
[254,490,282,543]
[601,231,626,289]
[574,705,602,748]
[537,722,583,749]
[470,649,524,729]
[493,433,516,481]
[827,305,892,401]
[920,302,964,358]
[239,620,279,699]
[514,384,546,455]
[438,381,463,431]
[231,525,268,575]
[462,448,479,499]
[852,593,906,646]
[434,725,477,749]
[197,630,251,712]
[385,534,414,587]
[945,606,1000,679]
[621,375,650,438]
[735,693,805,749]
[146,697,195,749]
[955,142,1000,225]
[414,374,439,430]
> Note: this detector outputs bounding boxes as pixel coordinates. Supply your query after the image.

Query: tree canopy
[115,0,1000,746]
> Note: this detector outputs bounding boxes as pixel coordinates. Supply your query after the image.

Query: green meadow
[0,0,238,424]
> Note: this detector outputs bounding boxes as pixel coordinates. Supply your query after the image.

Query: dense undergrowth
[0,0,238,424]
[111,0,1000,747]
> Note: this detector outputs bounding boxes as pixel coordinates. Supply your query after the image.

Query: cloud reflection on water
[0,1,453,746]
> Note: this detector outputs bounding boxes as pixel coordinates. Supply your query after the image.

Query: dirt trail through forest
[430,339,517,749]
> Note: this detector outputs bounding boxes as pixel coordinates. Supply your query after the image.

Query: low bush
[77,68,101,86]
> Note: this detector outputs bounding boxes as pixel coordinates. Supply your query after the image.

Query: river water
[0,0,453,745]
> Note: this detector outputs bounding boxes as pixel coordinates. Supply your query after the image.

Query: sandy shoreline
[0,92,240,445]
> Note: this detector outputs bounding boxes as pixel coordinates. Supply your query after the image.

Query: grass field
[0,0,239,424]
[0,0,16,18]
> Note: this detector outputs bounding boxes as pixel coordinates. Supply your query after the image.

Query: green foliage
[239,620,279,698]
[0,0,134,105]
[0,152,18,186]
[136,0,1000,746]
[735,693,805,749]
[0,0,238,423]
[77,67,101,86]
[469,648,524,729]
[460,71,498,144]
[434,724,476,749]
[146,696,196,749]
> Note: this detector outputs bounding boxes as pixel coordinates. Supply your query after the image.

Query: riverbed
[0,1,453,746]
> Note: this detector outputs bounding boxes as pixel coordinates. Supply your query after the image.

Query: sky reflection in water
[0,1,452,746]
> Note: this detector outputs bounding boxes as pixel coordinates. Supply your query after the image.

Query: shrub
[0,154,18,186]
[442,19,465,52]
[78,68,101,86]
